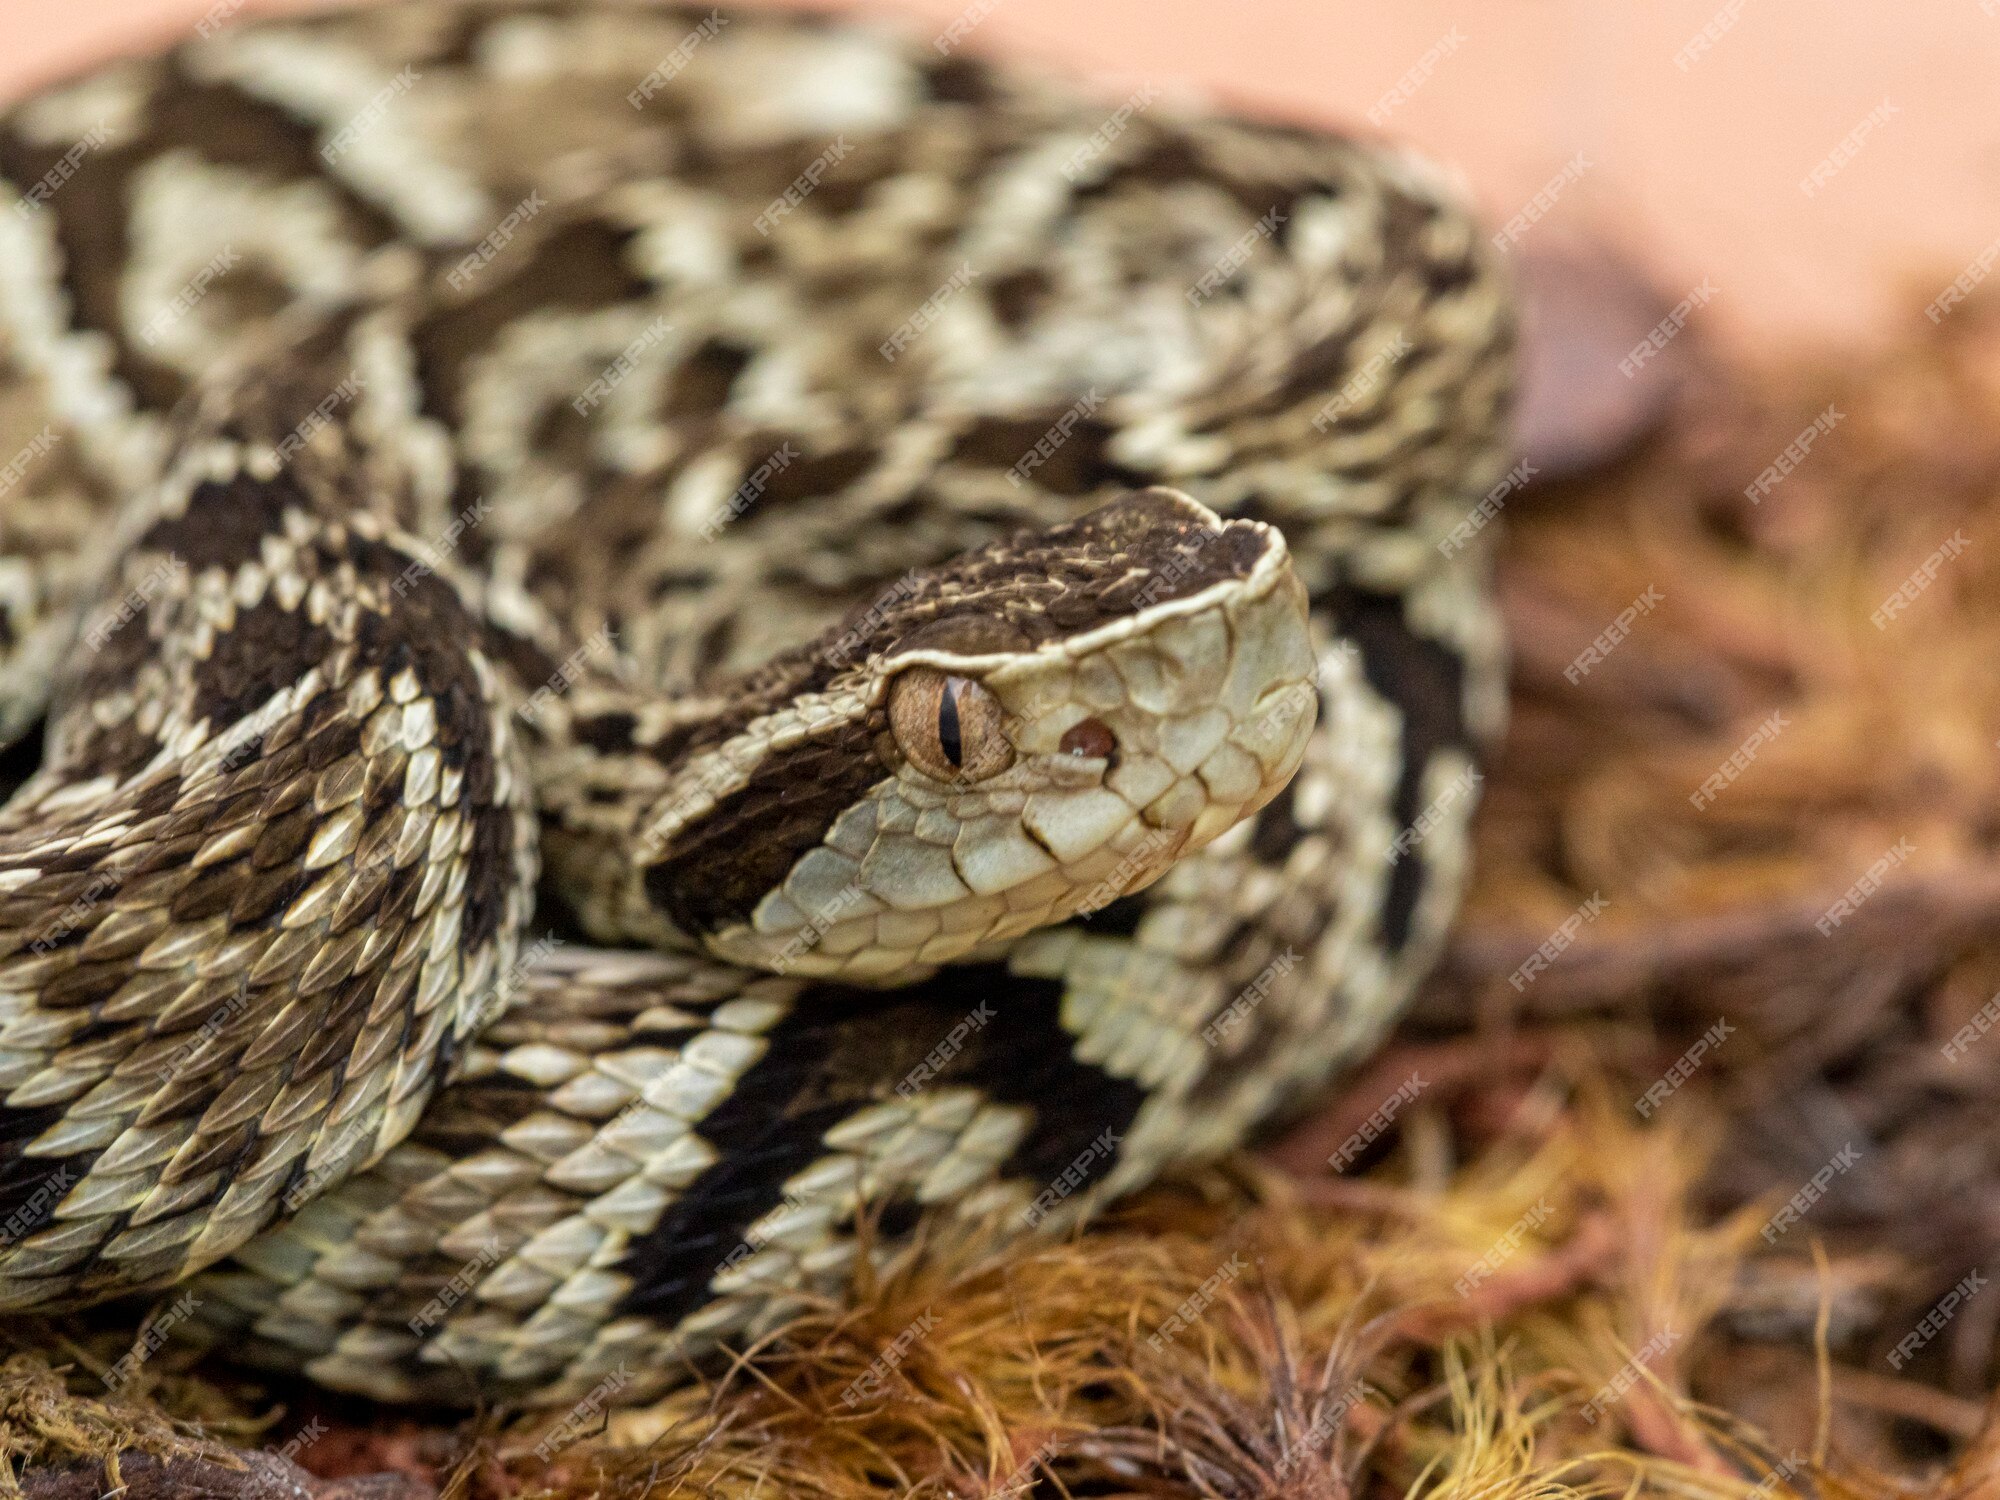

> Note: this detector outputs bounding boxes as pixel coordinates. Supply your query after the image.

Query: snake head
[629,489,1316,981]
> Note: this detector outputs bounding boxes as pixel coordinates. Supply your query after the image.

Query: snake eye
[887,669,1015,783]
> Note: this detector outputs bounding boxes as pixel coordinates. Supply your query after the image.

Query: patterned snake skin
[0,1,1512,1406]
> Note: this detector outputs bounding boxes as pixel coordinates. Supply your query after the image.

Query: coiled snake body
[0,1,1511,1406]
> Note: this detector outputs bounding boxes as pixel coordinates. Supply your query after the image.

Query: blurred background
[2,0,1998,354]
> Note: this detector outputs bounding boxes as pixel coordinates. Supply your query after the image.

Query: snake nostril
[1058,717,1117,764]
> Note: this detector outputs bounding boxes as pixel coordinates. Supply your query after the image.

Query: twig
[1390,1212,1623,1343]
[1831,1370,1989,1443]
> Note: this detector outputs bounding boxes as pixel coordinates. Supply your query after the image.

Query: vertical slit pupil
[938,677,964,767]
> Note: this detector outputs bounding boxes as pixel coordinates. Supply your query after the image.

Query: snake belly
[0,1,1513,1405]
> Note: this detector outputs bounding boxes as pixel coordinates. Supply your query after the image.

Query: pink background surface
[1,0,1994,353]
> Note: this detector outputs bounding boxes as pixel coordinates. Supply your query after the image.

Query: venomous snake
[0,1,1512,1407]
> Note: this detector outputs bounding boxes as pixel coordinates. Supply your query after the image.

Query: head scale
[635,488,1317,980]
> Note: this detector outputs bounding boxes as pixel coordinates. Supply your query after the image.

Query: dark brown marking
[142,474,303,573]
[191,596,333,731]
[643,713,885,937]
[410,217,651,431]
[615,964,1146,1327]
[1326,584,1471,951]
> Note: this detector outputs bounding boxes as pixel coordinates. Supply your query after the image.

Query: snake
[0,0,1512,1408]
